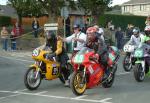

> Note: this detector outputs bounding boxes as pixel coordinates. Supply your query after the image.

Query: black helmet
[46,30,55,39]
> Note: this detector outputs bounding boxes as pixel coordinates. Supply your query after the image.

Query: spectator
[10,22,23,51]
[58,24,87,57]
[115,27,124,51]
[145,15,150,26]
[32,17,39,38]
[1,26,9,51]
[107,20,114,31]
[126,24,134,38]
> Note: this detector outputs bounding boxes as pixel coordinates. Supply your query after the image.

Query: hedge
[0,16,11,26]
[99,14,147,31]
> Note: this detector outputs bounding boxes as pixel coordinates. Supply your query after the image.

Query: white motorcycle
[123,43,137,72]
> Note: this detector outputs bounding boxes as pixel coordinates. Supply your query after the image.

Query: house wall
[122,3,150,16]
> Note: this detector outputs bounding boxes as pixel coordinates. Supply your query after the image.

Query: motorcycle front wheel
[70,71,86,96]
[123,54,132,72]
[24,67,41,90]
[134,63,145,82]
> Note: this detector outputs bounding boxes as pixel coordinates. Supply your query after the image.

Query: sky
[0,0,130,6]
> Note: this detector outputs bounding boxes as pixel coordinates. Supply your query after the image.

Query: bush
[99,14,147,31]
[0,16,11,26]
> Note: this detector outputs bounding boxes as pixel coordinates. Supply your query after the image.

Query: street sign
[61,6,69,19]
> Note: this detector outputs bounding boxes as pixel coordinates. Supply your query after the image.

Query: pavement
[0,50,32,59]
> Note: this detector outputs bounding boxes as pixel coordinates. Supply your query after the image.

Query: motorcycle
[133,42,150,82]
[70,46,119,96]
[24,48,72,90]
[123,43,137,72]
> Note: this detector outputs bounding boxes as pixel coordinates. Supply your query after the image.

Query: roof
[122,0,150,5]
[0,5,17,18]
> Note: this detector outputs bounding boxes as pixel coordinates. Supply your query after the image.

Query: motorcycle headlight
[32,49,39,57]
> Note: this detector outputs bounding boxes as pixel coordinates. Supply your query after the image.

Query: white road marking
[117,72,130,76]
[99,98,112,103]
[13,89,27,93]
[0,94,21,100]
[35,91,48,95]
[72,95,88,99]
[0,90,112,103]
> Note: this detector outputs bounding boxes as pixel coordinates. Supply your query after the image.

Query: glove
[44,53,56,60]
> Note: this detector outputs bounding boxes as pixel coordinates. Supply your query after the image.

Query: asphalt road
[0,53,150,103]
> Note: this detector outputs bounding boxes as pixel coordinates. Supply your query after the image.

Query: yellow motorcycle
[24,48,72,90]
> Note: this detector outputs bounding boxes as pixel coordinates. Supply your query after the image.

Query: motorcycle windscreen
[73,47,93,64]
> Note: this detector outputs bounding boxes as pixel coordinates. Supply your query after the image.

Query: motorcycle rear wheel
[24,67,41,90]
[70,71,86,96]
[102,65,117,88]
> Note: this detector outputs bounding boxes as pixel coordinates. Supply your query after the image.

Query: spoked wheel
[24,67,41,90]
[123,55,132,72]
[70,71,86,96]
[134,63,145,82]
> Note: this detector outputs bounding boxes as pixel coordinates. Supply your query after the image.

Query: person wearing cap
[59,24,87,56]
[38,30,70,86]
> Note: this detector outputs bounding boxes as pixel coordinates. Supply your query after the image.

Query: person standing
[32,17,39,38]
[1,26,9,51]
[11,22,23,51]
[115,27,124,51]
[59,24,87,57]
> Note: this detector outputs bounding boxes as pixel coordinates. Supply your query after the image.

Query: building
[0,5,17,17]
[121,0,150,16]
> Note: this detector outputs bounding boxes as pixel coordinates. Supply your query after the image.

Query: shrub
[0,16,11,26]
[99,14,147,31]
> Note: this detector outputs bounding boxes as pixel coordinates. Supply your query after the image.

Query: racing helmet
[132,27,140,37]
[86,27,97,42]
[46,30,55,40]
[133,27,140,34]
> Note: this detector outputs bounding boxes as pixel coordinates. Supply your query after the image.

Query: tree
[77,0,112,24]
[37,0,76,23]
[7,0,42,25]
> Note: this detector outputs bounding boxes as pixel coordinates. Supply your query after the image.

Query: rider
[143,25,150,44]
[128,27,144,46]
[85,26,108,68]
[43,30,70,86]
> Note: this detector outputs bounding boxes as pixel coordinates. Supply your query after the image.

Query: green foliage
[99,14,147,31]
[0,16,11,26]
[7,0,43,24]
[77,0,112,16]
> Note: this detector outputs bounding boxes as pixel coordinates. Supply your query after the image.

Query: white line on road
[0,94,21,100]
[13,89,27,93]
[99,98,112,103]
[35,91,48,95]
[117,72,130,76]
[0,90,111,103]
[72,95,88,99]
